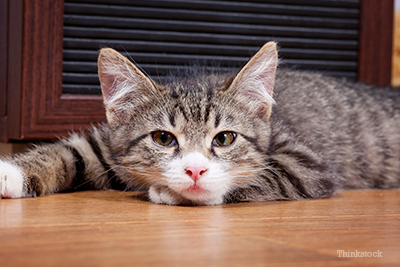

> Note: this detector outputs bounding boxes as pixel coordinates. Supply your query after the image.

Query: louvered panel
[64,3,358,29]
[66,0,359,17]
[63,0,360,95]
[64,15,358,39]
[63,29,359,50]
[64,39,358,61]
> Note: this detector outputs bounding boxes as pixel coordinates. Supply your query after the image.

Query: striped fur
[1,42,400,205]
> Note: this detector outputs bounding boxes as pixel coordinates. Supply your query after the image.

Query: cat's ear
[98,48,157,126]
[228,42,278,118]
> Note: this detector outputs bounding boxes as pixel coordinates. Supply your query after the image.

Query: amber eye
[213,131,236,147]
[152,131,176,147]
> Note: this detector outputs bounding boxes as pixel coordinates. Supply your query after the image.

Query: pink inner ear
[100,70,119,102]
[233,49,277,117]
[259,68,275,96]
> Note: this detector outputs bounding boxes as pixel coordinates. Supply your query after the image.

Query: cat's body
[1,42,400,205]
[272,70,400,191]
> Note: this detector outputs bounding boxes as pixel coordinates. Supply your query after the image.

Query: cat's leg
[148,185,189,205]
[0,161,26,198]
[0,129,115,199]
[225,152,338,203]
[0,143,77,198]
[148,185,224,205]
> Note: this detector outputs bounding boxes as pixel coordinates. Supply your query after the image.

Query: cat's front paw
[0,161,26,199]
[148,185,188,205]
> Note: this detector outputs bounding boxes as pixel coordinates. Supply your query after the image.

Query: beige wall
[392,11,400,86]
[0,143,32,157]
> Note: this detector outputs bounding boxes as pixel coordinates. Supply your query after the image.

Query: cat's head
[98,42,278,205]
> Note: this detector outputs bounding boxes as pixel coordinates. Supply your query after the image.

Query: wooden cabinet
[1,0,104,142]
[0,0,394,142]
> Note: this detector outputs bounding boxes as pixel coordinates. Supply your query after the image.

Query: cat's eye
[152,131,176,147]
[213,131,236,147]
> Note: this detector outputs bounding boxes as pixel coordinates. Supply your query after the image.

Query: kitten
[1,42,400,205]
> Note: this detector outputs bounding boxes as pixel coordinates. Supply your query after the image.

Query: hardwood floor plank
[1,189,399,266]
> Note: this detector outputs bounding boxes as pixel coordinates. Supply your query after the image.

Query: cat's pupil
[160,133,169,143]
[218,134,227,144]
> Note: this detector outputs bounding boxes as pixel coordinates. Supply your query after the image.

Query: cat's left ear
[228,42,278,118]
[98,48,157,127]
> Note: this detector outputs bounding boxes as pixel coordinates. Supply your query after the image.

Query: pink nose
[185,166,207,183]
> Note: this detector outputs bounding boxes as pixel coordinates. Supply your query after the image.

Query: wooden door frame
[3,0,105,142]
[358,0,394,86]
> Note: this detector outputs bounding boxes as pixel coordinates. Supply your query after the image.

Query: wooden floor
[1,189,399,267]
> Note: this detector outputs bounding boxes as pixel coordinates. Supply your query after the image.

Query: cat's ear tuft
[98,48,157,126]
[228,42,278,118]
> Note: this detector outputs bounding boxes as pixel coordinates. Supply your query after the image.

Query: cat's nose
[185,166,207,183]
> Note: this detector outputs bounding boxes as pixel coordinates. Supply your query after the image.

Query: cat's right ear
[98,48,157,127]
[228,42,278,119]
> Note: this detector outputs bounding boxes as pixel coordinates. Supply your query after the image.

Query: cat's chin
[148,185,224,206]
[184,185,205,193]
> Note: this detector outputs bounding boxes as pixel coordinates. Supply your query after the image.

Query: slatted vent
[63,0,360,95]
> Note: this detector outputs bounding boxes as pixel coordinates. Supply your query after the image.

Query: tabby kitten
[1,42,400,205]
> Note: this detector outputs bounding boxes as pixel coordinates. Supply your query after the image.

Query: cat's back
[273,69,400,127]
[271,69,400,189]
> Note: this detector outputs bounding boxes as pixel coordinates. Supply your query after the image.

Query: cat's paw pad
[0,161,25,199]
[148,186,186,205]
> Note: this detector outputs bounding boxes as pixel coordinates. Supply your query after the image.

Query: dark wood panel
[0,0,8,118]
[7,0,23,140]
[7,0,105,141]
[358,0,394,86]
[0,117,6,142]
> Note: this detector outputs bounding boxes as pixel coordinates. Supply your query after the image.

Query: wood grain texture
[358,0,394,86]
[0,0,8,117]
[0,117,7,142]
[6,0,23,140]
[17,0,105,140]
[4,0,105,141]
[1,189,399,266]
